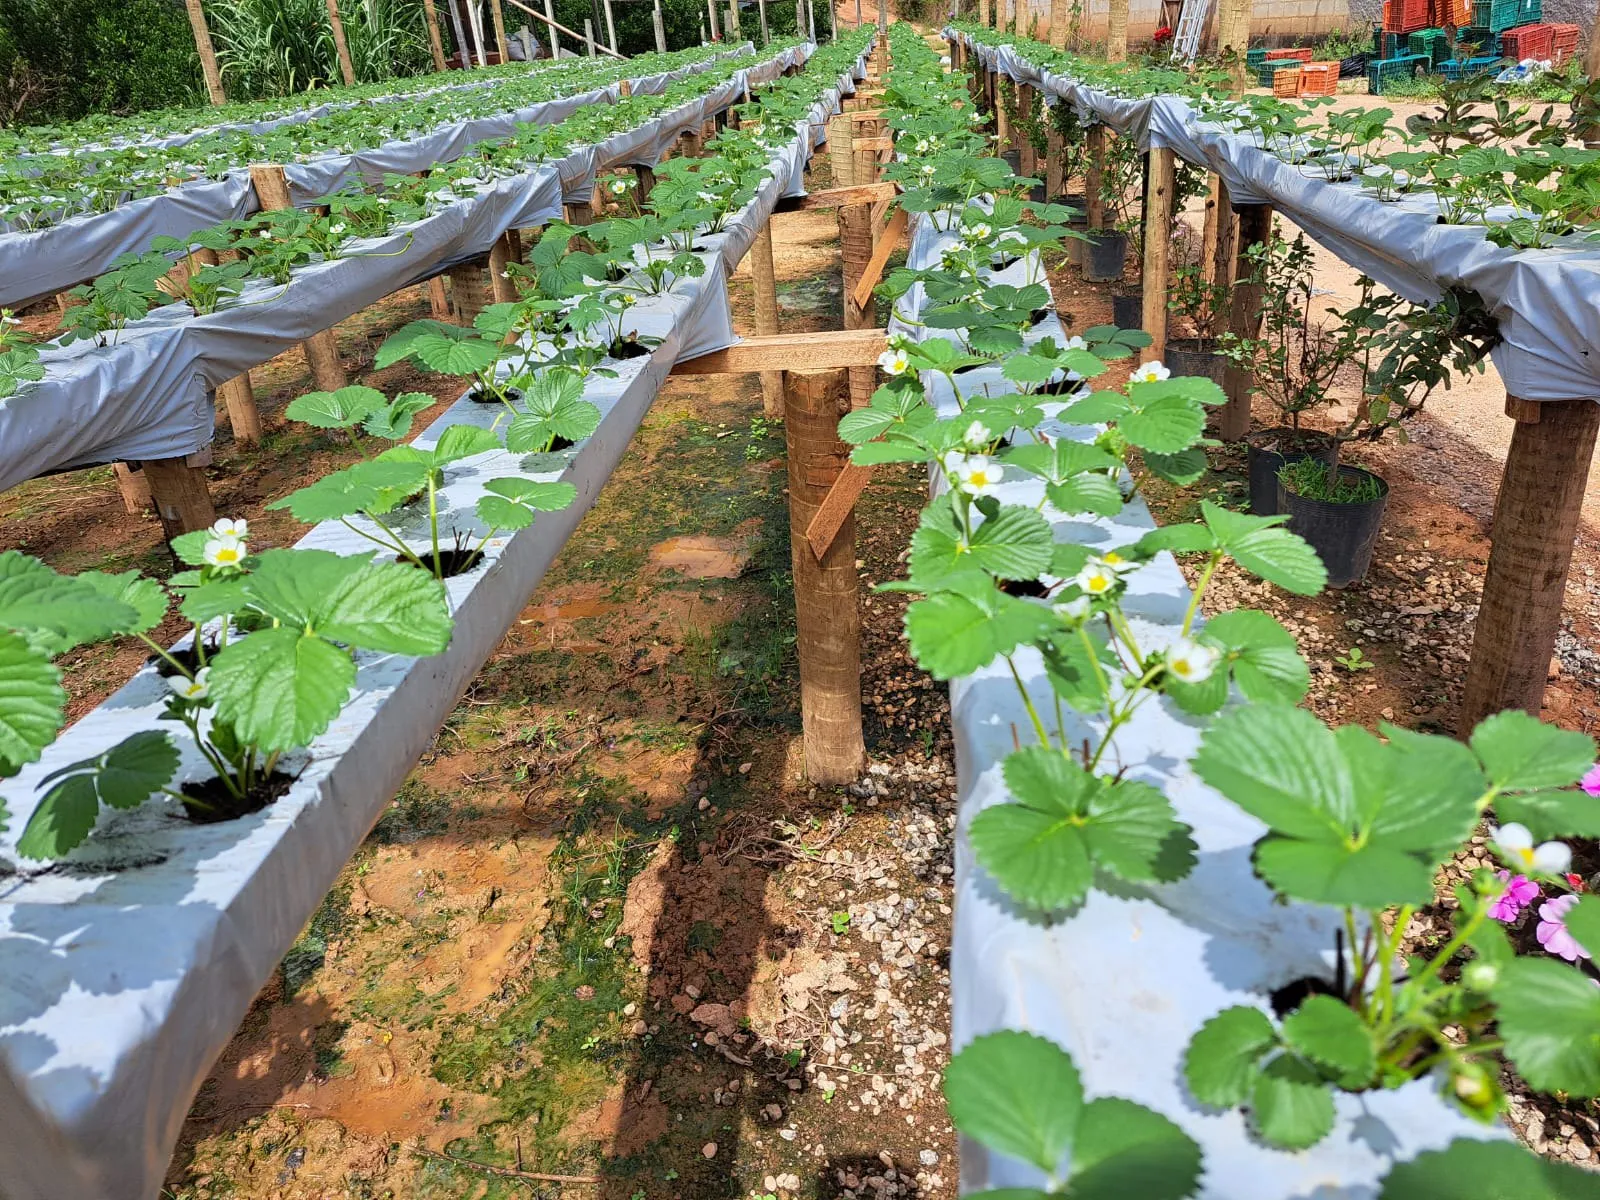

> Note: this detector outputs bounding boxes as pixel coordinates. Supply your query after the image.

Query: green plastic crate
[1256,59,1301,86]
[1247,47,1268,67]
[1368,52,1428,93]
[1518,0,1542,22]
[1457,26,1502,54]
[1408,28,1450,64]
[1471,0,1521,33]
[1440,54,1500,77]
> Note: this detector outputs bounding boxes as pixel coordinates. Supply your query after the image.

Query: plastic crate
[1273,65,1305,95]
[1518,0,1542,23]
[1383,0,1431,31]
[1457,25,1501,53]
[1439,53,1501,76]
[1471,0,1521,32]
[1247,47,1269,67]
[1549,21,1579,64]
[1376,29,1406,57]
[1502,22,1552,59]
[1266,46,1314,61]
[1256,59,1303,86]
[1446,0,1473,25]
[1368,52,1429,92]
[1299,61,1340,94]
[1408,27,1450,62]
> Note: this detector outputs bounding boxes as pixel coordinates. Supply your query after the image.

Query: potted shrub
[1165,260,1237,385]
[1084,125,1140,288]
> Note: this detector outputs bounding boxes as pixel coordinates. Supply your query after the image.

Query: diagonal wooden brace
[803,461,875,559]
[850,204,908,315]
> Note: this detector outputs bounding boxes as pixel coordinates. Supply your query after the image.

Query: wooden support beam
[144,452,217,540]
[1085,125,1106,230]
[428,275,451,319]
[850,204,907,314]
[670,330,889,374]
[1200,174,1223,284]
[184,247,263,443]
[1218,202,1273,442]
[1107,0,1130,60]
[113,463,152,516]
[601,0,618,52]
[786,183,898,211]
[504,0,628,57]
[1017,83,1036,179]
[805,462,873,558]
[1046,125,1065,201]
[839,202,877,408]
[750,221,784,418]
[489,234,517,304]
[490,0,510,61]
[248,164,346,391]
[421,0,450,71]
[450,259,492,322]
[852,135,893,153]
[1460,397,1600,731]
[1140,147,1176,362]
[326,0,358,86]
[827,114,857,187]
[185,0,227,105]
[784,368,865,785]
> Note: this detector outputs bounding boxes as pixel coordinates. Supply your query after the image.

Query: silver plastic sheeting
[950,28,1600,403]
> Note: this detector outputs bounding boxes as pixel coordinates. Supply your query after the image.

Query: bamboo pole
[326,0,358,85]
[504,0,628,57]
[783,368,866,785]
[421,0,450,70]
[585,17,597,54]
[708,0,721,39]
[1460,398,1600,729]
[445,0,471,64]
[751,220,784,418]
[491,0,510,61]
[603,0,618,52]
[185,0,227,105]
[757,0,770,42]
[545,0,559,55]
[1218,203,1272,442]
[1139,147,1175,362]
[248,165,347,390]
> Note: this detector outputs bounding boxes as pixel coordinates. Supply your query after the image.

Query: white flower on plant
[1493,823,1573,875]
[329,222,346,235]
[915,138,930,153]
[0,312,20,327]
[166,667,211,702]
[1101,549,1138,574]
[920,162,937,179]
[203,537,247,568]
[210,517,248,540]
[964,420,992,448]
[1063,335,1087,351]
[968,109,984,123]
[878,347,911,376]
[945,452,1005,497]
[1053,594,1090,622]
[1075,558,1120,596]
[1129,360,1171,383]
[1165,637,1221,684]
[964,221,993,243]
[697,190,721,204]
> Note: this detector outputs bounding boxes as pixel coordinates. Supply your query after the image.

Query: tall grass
[207,0,432,99]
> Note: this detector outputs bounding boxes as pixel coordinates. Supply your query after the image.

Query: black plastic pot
[1278,465,1390,588]
[1111,290,1142,331]
[1245,427,1334,517]
[1083,229,1127,283]
[1165,338,1225,386]
[1065,205,1089,266]
[1001,149,1022,175]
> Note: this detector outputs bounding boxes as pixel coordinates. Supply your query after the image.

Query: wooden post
[827,0,836,41]
[565,197,595,225]
[839,202,876,408]
[489,234,517,304]
[113,464,153,515]
[445,0,471,65]
[857,0,864,25]
[144,454,218,540]
[1107,0,1129,61]
[1209,175,1237,307]
[828,113,856,186]
[422,0,450,70]
[602,0,618,52]
[184,247,262,443]
[978,0,989,26]
[783,368,866,786]
[1215,0,1252,90]
[185,0,227,105]
[248,165,346,390]
[449,260,493,322]
[1140,147,1175,362]
[1017,83,1036,179]
[326,0,358,85]
[491,0,510,60]
[757,0,770,42]
[1050,0,1069,45]
[708,0,721,39]
[428,276,452,319]
[995,74,1012,151]
[653,0,668,51]
[584,17,597,54]
[634,164,657,202]
[1085,124,1106,230]
[1460,397,1600,730]
[1046,123,1064,200]
[545,0,559,56]
[852,116,881,189]
[726,0,741,39]
[751,221,784,418]
[1200,174,1223,284]
[1218,202,1272,442]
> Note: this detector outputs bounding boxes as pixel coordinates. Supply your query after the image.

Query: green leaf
[1068,1098,1203,1200]
[1255,833,1437,909]
[1184,1006,1277,1108]
[1192,705,1353,842]
[1564,896,1600,963]
[268,458,431,523]
[284,385,385,429]
[169,530,213,566]
[1201,609,1308,705]
[207,626,357,752]
[1143,447,1208,486]
[76,571,167,635]
[1135,524,1216,555]
[404,330,499,376]
[1250,1054,1335,1150]
[0,631,64,778]
[1379,1138,1600,1200]
[1494,789,1600,840]
[431,422,501,465]
[1003,440,1119,483]
[943,1031,1081,1174]
[1059,392,1130,424]
[910,501,1053,585]
[1048,473,1124,518]
[313,559,454,656]
[1121,392,1205,454]
[851,439,931,466]
[1281,994,1376,1087]
[477,478,579,530]
[362,391,436,440]
[0,550,142,655]
[1495,957,1600,1097]
[1470,710,1596,792]
[1202,501,1326,595]
[903,589,1056,680]
[16,730,179,859]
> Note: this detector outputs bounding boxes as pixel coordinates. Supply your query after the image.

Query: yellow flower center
[1172,657,1192,676]
[969,470,993,488]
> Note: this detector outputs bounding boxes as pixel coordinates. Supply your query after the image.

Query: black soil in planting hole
[180,771,294,824]
[989,253,1023,271]
[468,385,522,406]
[151,641,220,677]
[1000,577,1051,598]
[954,360,990,376]
[545,433,577,452]
[1269,975,1338,1018]
[1029,306,1051,326]
[605,264,628,282]
[608,338,652,360]
[396,547,485,578]
[1034,377,1079,396]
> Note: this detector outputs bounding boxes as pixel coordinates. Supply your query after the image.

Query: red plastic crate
[1266,46,1314,62]
[1383,0,1431,32]
[1501,22,1553,59]
[1550,21,1580,64]
[1298,61,1340,94]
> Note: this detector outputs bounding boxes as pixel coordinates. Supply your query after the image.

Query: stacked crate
[1299,61,1340,94]
[1471,0,1523,32]
[1457,26,1502,53]
[1257,58,1304,86]
[1368,52,1430,91]
[1247,47,1269,69]
[1501,22,1553,59]
[1408,27,1450,64]
[1266,46,1314,63]
[1273,64,1305,94]
[1383,0,1432,33]
[1550,22,1580,64]
[1446,0,1473,26]
[1439,54,1501,76]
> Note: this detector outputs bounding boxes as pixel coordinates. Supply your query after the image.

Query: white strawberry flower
[0,312,20,327]
[915,138,930,152]
[1063,335,1088,351]
[964,420,992,448]
[1053,595,1090,622]
[1493,823,1573,875]
[1165,637,1221,684]
[203,537,247,568]
[1100,549,1138,574]
[210,517,248,539]
[1074,558,1120,596]
[329,222,347,235]
[964,221,993,243]
[877,347,911,376]
[920,163,937,179]
[166,667,210,702]
[697,190,720,204]
[945,452,1005,497]
[1129,361,1171,383]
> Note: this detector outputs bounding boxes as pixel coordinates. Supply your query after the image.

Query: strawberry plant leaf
[0,631,65,779]
[1250,1054,1335,1150]
[1470,709,1596,792]
[1068,1097,1202,1200]
[208,626,356,752]
[1201,501,1326,595]
[943,1031,1081,1174]
[1379,1138,1600,1199]
[1281,994,1376,1087]
[1184,1005,1277,1108]
[1495,956,1600,1097]
[17,730,179,859]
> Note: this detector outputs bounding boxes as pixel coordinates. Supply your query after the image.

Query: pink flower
[1583,763,1600,796]
[1489,871,1540,923]
[1537,894,1592,963]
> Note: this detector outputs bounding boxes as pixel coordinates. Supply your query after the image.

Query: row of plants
[0,42,740,232]
[0,28,873,862]
[880,21,1600,1195]
[0,42,803,408]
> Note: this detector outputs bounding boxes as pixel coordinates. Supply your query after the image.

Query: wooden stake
[828,113,856,186]
[184,247,263,443]
[491,0,510,61]
[248,164,346,390]
[783,368,866,786]
[751,221,784,418]
[757,0,770,43]
[428,275,452,319]
[1218,202,1272,442]
[545,0,559,56]
[113,463,153,515]
[1050,0,1069,46]
[185,0,227,105]
[144,454,218,540]
[602,0,618,53]
[1085,125,1106,229]
[1107,0,1129,61]
[1215,0,1252,90]
[489,234,517,304]
[1139,147,1175,362]
[422,0,450,70]
[725,0,741,40]
[1199,174,1222,285]
[584,17,597,54]
[978,0,989,26]
[672,329,888,374]
[653,0,668,52]
[564,198,595,225]
[839,202,876,408]
[326,0,358,85]
[445,0,471,65]
[707,0,721,40]
[1017,83,1036,179]
[449,260,493,322]
[1459,398,1600,729]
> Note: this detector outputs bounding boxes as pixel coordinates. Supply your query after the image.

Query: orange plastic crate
[1550,21,1579,64]
[1447,0,1473,25]
[1298,61,1340,95]
[1273,65,1305,95]
[1266,46,1314,62]
[1383,0,1431,31]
